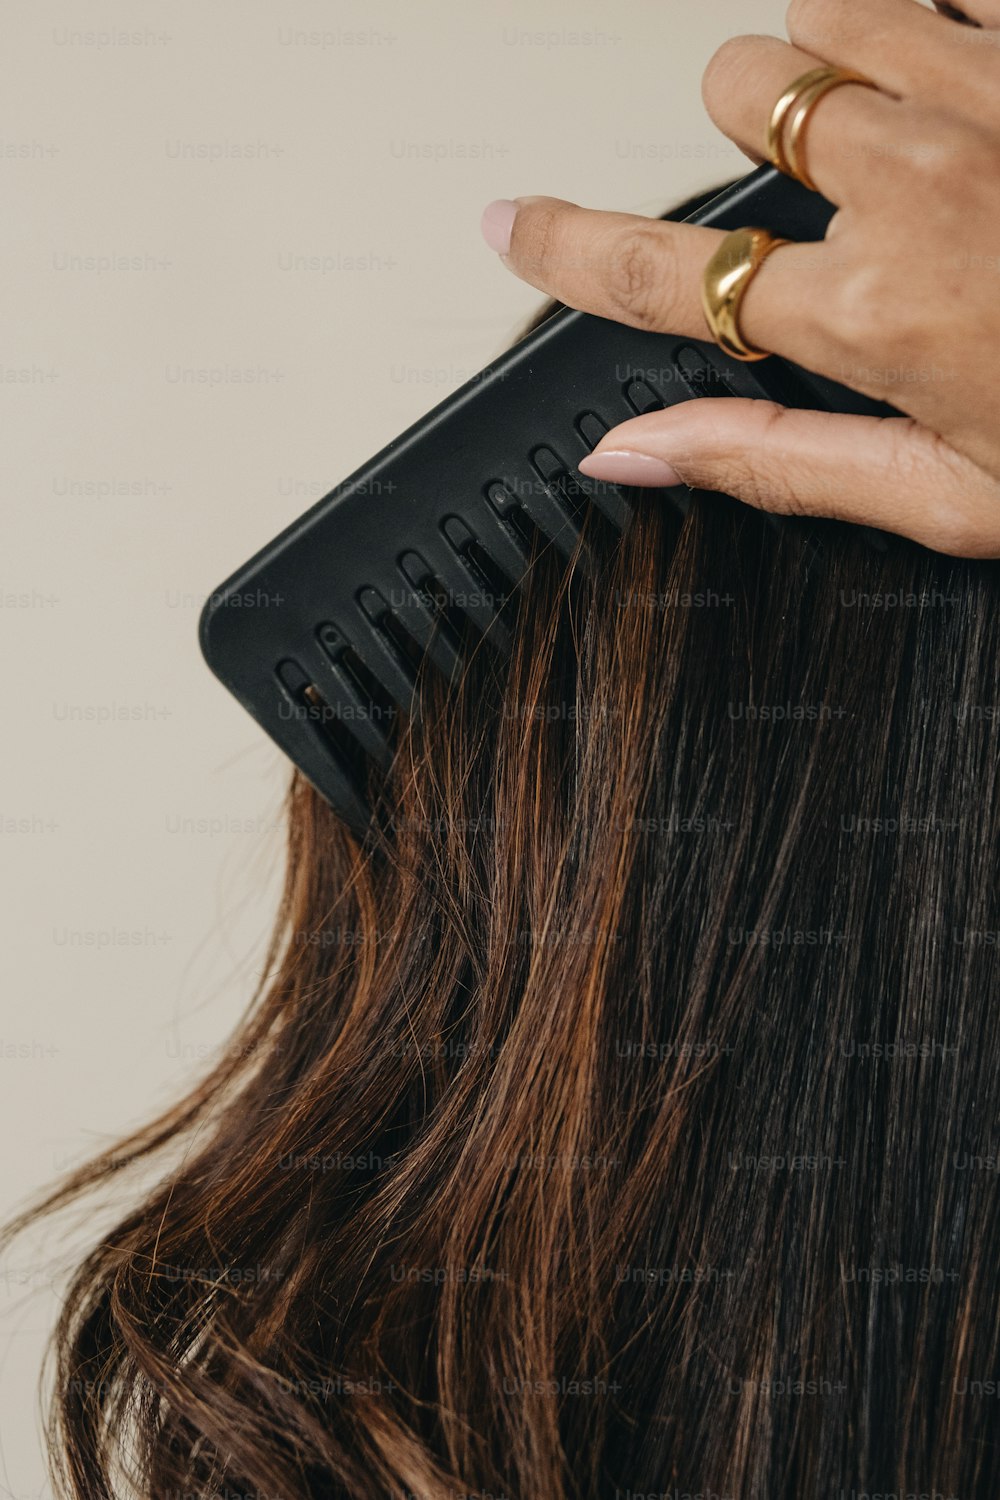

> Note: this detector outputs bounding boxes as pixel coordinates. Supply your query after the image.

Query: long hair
[7,195,1000,1500]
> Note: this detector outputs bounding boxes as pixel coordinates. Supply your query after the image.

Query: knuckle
[828,266,878,352]
[743,404,807,514]
[886,108,998,220]
[903,126,968,191]
[828,260,903,357]
[786,0,838,53]
[681,401,796,513]
[847,104,961,192]
[724,461,797,515]
[830,252,948,384]
[515,200,562,278]
[787,0,867,55]
[607,223,677,330]
[884,423,985,557]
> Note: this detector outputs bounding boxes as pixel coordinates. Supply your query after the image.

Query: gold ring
[766,65,877,192]
[701,227,789,362]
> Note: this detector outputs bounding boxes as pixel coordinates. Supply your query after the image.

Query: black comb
[200,165,898,834]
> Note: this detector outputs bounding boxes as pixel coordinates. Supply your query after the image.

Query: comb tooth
[483,479,542,559]
[623,377,664,415]
[314,625,396,771]
[274,659,371,833]
[421,541,512,652]
[395,553,465,679]
[472,487,533,579]
[322,671,394,769]
[521,447,584,558]
[436,517,513,652]
[575,412,634,531]
[354,587,420,714]
[673,344,739,400]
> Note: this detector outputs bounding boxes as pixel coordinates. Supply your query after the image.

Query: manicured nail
[480,199,518,255]
[578,450,684,488]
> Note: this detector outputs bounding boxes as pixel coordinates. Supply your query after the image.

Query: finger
[702,33,907,206]
[486,196,841,375]
[576,399,1000,558]
[486,196,723,340]
[787,0,998,112]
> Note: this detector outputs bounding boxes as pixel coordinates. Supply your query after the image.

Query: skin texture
[483,0,1000,557]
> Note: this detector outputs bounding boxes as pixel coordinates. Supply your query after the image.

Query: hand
[479,0,1000,557]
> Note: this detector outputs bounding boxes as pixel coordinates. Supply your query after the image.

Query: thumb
[576,398,1000,559]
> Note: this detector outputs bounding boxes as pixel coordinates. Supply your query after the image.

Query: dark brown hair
[8,209,1000,1499]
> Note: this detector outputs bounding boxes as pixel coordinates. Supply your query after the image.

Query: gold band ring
[701,227,789,362]
[767,65,877,192]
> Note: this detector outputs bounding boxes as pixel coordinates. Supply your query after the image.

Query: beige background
[0,0,809,1491]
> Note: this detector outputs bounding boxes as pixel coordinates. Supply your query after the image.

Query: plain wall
[1,1,795,1492]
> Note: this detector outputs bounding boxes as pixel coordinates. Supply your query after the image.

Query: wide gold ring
[701,227,789,362]
[767,65,877,193]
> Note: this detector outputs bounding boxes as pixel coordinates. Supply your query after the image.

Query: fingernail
[578,450,684,488]
[480,199,518,255]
